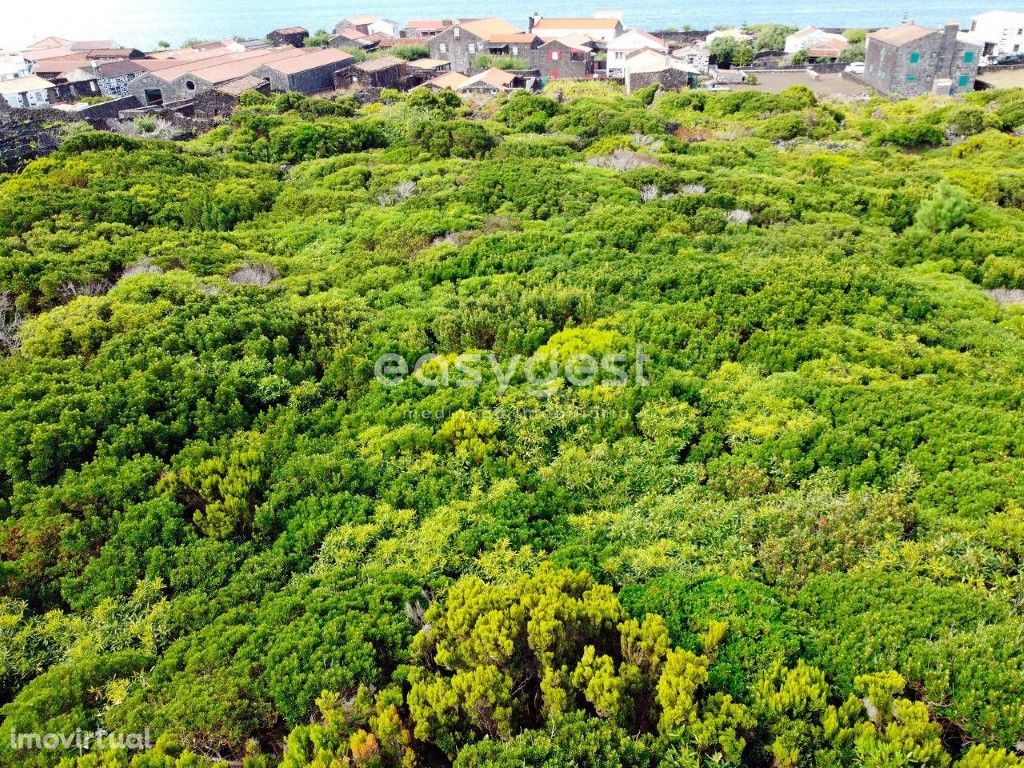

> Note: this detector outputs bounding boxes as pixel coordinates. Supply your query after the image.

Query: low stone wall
[0,115,64,172]
[0,97,142,173]
[627,68,691,95]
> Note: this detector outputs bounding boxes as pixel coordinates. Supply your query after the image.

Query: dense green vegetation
[2,82,1024,767]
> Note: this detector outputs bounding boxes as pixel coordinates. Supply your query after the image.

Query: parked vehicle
[993,53,1022,65]
[844,61,866,74]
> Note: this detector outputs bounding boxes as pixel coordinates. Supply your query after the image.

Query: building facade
[865,22,981,97]
[969,11,1024,56]
[335,56,408,89]
[0,55,30,81]
[784,27,851,56]
[528,17,623,43]
[529,39,596,79]
[0,75,55,108]
[607,30,669,78]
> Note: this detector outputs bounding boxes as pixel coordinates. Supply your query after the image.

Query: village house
[267,28,310,48]
[418,70,470,90]
[528,16,623,43]
[864,22,980,97]
[252,48,354,93]
[0,75,56,108]
[329,29,377,50]
[607,30,669,78]
[405,58,452,87]
[402,20,451,39]
[784,27,851,56]
[334,55,407,89]
[0,54,30,81]
[458,67,531,94]
[336,16,399,38]
[670,44,710,74]
[623,49,698,93]
[129,47,352,105]
[968,10,1024,56]
[529,35,598,80]
[63,60,148,97]
[428,18,536,73]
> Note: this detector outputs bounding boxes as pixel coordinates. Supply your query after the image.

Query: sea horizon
[5,0,1024,51]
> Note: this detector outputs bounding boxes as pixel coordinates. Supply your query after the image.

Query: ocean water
[4,0,1024,51]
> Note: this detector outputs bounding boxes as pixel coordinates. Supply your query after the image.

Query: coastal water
[5,0,1024,51]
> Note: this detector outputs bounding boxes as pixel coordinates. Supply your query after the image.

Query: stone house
[130,47,352,105]
[418,71,470,91]
[64,60,148,97]
[267,27,310,48]
[865,22,981,97]
[457,67,530,94]
[405,58,452,87]
[529,37,597,80]
[329,29,377,50]
[402,20,450,39]
[428,18,533,73]
[251,49,354,94]
[623,49,698,93]
[334,55,407,89]
[670,44,710,74]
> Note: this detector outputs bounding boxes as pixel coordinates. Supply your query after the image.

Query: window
[959,74,970,87]
[909,51,921,64]
[453,27,460,38]
[511,46,518,55]
[551,50,560,60]
[184,80,196,91]
[439,43,447,53]
[467,43,476,53]
[963,50,974,63]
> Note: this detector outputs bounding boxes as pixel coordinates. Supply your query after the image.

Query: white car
[844,61,866,75]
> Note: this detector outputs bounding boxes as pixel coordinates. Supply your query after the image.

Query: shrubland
[1,82,1024,767]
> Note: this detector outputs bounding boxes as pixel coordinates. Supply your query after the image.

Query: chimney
[529,13,541,33]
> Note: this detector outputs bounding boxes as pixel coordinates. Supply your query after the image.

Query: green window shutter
[909,51,921,64]
[906,74,917,83]
[964,51,974,63]
[959,74,970,87]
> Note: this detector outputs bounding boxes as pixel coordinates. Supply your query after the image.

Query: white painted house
[529,16,624,43]
[968,10,1024,56]
[0,54,30,82]
[607,29,668,78]
[784,26,851,55]
[0,75,55,108]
